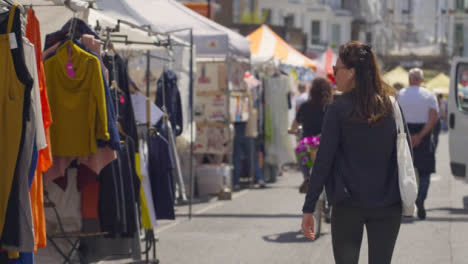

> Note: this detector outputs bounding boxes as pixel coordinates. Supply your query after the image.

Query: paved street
[153,133,468,264]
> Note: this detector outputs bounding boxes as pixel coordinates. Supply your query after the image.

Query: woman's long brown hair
[308,77,333,110]
[339,41,395,124]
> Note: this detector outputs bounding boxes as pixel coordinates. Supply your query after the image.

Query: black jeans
[331,202,402,264]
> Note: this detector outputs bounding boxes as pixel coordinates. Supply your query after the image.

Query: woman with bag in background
[289,77,333,193]
[301,41,415,264]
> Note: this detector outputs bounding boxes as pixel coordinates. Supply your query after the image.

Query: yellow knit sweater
[45,40,109,157]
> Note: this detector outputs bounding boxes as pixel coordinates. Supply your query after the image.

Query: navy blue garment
[149,133,175,220]
[155,71,183,136]
[44,39,120,150]
[103,55,139,147]
[99,137,140,237]
[407,123,435,173]
[18,253,34,264]
[0,251,17,264]
[44,18,100,51]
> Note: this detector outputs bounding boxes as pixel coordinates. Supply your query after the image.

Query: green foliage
[239,10,263,24]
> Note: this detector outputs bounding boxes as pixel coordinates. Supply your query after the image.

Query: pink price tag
[66,62,75,78]
[120,95,125,104]
[66,47,75,78]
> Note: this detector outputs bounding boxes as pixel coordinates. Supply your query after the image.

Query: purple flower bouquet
[295,136,320,168]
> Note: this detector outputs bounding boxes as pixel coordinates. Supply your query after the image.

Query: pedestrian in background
[295,83,309,112]
[302,41,409,264]
[398,68,439,220]
[393,82,404,91]
[289,77,333,193]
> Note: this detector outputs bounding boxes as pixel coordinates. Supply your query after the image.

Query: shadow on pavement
[401,217,416,224]
[176,213,302,219]
[174,196,214,207]
[263,230,329,243]
[426,207,468,215]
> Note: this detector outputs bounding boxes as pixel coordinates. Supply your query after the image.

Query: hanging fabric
[0,3,34,248]
[155,70,183,136]
[26,8,51,250]
[149,132,175,220]
[44,40,109,156]
[44,17,100,51]
[98,138,141,237]
[103,54,139,145]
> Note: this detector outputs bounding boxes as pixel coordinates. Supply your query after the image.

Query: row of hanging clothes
[0,2,182,263]
[0,2,52,263]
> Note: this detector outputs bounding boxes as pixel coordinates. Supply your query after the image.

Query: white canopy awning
[95,0,250,58]
[85,9,168,51]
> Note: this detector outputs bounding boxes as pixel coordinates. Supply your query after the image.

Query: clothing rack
[94,18,196,263]
[98,24,162,264]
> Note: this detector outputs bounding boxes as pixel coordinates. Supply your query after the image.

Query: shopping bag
[391,97,418,216]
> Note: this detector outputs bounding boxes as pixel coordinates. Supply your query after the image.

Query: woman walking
[289,77,333,193]
[302,41,409,264]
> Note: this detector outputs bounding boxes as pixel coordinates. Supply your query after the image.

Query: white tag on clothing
[9,33,17,49]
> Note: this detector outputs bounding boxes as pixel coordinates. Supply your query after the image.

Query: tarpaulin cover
[248,25,316,70]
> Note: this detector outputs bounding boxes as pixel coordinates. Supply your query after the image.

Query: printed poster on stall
[193,124,229,154]
[196,62,227,92]
[227,59,250,91]
[194,93,227,122]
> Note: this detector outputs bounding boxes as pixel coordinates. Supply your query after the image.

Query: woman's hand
[302,213,315,240]
[288,128,297,135]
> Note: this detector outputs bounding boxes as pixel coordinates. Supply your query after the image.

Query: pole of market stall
[161,27,194,220]
[188,29,194,220]
[146,50,151,98]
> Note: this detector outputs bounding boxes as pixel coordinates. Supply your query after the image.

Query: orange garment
[26,9,51,250]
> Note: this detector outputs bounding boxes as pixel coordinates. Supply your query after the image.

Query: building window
[331,24,341,46]
[284,14,295,28]
[455,0,468,12]
[233,0,240,23]
[455,23,464,56]
[262,9,272,24]
[328,0,343,9]
[402,0,412,14]
[311,20,321,44]
[366,32,372,44]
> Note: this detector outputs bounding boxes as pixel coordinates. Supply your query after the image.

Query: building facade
[448,0,468,57]
[258,0,352,57]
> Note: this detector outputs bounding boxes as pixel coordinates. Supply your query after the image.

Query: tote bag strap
[390,96,405,134]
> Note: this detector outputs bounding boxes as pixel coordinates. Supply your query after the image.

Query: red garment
[78,165,99,219]
[26,9,52,251]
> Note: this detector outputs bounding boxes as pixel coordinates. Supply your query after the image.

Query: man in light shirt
[398,68,439,220]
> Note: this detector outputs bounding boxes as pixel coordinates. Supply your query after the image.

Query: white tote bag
[391,97,418,216]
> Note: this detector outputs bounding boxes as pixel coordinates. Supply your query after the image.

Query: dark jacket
[302,92,412,213]
[407,123,436,173]
[155,71,183,136]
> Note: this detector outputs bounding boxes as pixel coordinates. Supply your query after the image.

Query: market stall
[383,66,409,87]
[247,25,311,180]
[426,73,450,95]
[93,0,254,199]
[0,1,197,263]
